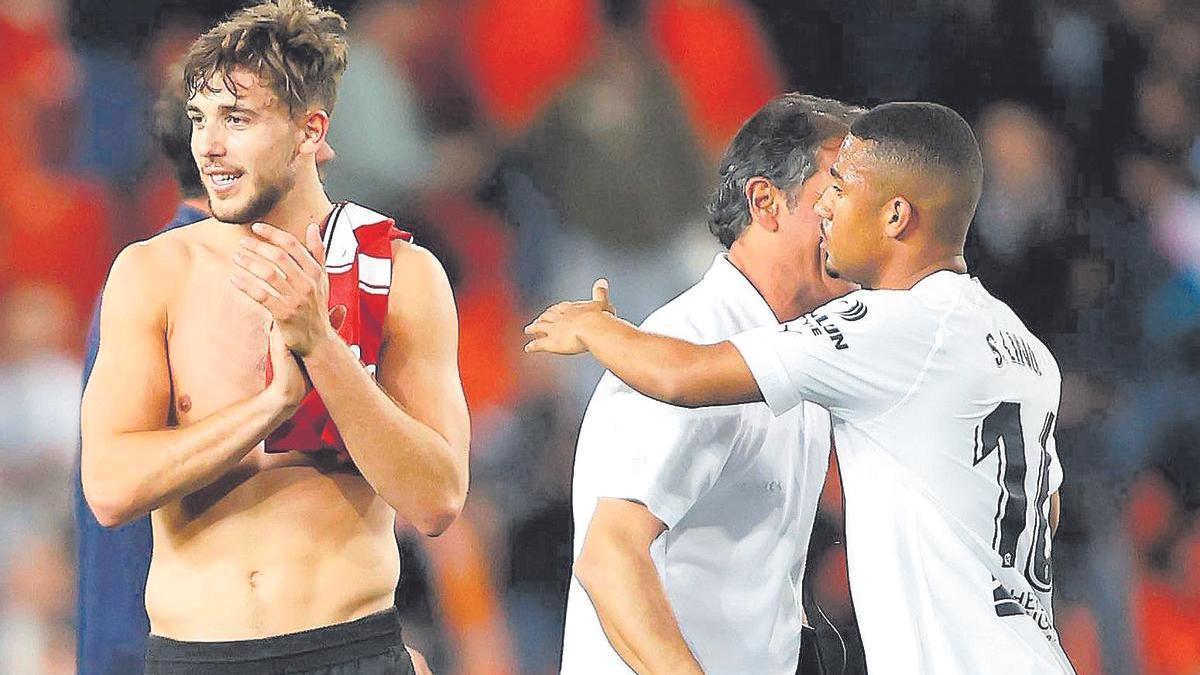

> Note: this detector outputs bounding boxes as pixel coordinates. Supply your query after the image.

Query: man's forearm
[593,612,651,674]
[578,313,756,408]
[575,540,704,675]
[302,335,466,535]
[81,389,292,527]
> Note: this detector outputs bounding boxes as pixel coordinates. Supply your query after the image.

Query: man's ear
[299,110,330,156]
[745,177,781,233]
[882,197,913,239]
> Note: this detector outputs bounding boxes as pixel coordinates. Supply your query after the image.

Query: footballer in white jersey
[524,102,1077,674]
[729,270,1072,673]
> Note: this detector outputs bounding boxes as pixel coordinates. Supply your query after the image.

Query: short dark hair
[152,69,205,199]
[707,93,864,249]
[849,102,984,220]
[183,0,349,118]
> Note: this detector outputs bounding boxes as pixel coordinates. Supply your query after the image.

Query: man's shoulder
[144,216,222,248]
[639,277,759,342]
[640,288,708,340]
[974,288,1063,378]
[799,288,917,337]
[760,288,948,372]
[388,239,450,294]
[388,235,431,265]
[382,240,459,341]
[106,220,220,299]
[113,228,188,275]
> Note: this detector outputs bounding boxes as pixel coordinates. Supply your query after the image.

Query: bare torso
[143,220,399,640]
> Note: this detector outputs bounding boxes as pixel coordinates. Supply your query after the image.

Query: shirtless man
[80,2,468,673]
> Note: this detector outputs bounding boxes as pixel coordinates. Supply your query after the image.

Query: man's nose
[196,124,226,157]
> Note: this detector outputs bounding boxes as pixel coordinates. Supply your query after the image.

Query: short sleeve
[727,293,934,420]
[587,377,742,529]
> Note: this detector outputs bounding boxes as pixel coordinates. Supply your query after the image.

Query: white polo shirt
[560,254,833,675]
[729,271,1075,674]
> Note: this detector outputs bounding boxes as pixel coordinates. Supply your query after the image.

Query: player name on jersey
[987,330,1043,375]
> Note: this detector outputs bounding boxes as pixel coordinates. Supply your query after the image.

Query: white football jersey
[729,270,1076,674]
[561,254,832,675]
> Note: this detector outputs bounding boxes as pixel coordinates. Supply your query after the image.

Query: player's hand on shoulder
[524,278,614,355]
[231,221,336,357]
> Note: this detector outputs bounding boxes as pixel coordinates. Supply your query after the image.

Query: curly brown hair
[183,0,349,118]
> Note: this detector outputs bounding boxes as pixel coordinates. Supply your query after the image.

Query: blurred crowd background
[1,0,1198,672]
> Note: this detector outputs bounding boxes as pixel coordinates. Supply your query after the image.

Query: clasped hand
[231,221,336,357]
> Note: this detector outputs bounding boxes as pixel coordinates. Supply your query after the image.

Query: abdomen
[145,466,400,640]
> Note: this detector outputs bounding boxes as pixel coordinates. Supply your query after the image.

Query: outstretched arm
[524,280,761,408]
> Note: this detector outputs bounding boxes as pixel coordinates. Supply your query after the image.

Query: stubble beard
[209,169,295,226]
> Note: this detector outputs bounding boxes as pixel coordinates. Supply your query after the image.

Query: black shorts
[144,607,415,675]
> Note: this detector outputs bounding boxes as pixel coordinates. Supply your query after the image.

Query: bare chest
[160,242,343,486]
[165,249,272,424]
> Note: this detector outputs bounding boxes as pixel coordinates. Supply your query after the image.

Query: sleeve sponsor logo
[833,298,868,321]
[785,312,850,350]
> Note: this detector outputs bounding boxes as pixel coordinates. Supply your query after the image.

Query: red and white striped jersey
[265,202,410,455]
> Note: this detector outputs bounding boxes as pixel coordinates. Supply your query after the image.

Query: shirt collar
[702,253,780,327]
[911,268,973,293]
